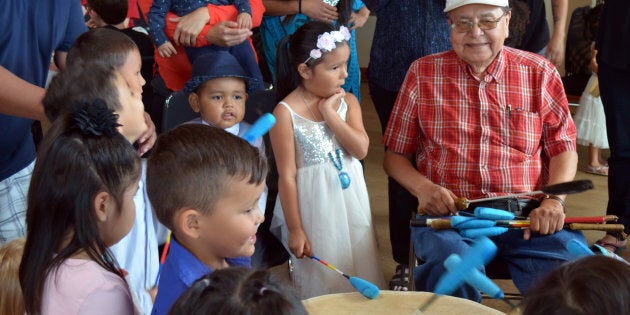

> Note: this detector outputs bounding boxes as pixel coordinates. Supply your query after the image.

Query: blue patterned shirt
[364,0,451,92]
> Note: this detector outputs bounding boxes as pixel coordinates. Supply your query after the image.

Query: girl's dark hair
[168,267,308,315]
[275,21,347,101]
[19,102,140,315]
[521,255,630,315]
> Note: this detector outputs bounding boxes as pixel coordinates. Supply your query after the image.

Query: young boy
[184,50,267,216]
[85,0,157,125]
[146,124,267,315]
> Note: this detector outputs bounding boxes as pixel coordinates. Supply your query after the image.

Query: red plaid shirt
[383,47,576,200]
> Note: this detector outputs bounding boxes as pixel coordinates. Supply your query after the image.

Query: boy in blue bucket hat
[184,50,268,218]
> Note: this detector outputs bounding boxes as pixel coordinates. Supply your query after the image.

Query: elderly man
[382,0,586,302]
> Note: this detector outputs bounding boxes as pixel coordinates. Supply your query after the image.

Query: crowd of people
[1,0,629,314]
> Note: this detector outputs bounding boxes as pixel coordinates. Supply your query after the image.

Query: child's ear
[176,208,202,239]
[298,63,312,80]
[189,93,201,113]
[93,191,113,222]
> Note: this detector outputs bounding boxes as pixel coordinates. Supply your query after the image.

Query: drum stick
[418,179,594,214]
[307,255,380,299]
[411,218,624,232]
[154,231,172,286]
[240,113,276,144]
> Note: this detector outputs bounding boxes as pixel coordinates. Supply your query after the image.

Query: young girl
[19,97,141,314]
[169,267,307,315]
[573,46,609,176]
[270,21,384,299]
[260,0,370,101]
[51,28,163,314]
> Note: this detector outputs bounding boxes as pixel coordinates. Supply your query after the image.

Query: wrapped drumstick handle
[411,217,623,232]
[418,180,594,214]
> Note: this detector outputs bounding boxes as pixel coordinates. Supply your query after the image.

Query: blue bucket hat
[183,50,259,95]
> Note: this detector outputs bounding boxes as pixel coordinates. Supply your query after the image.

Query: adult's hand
[169,7,210,46]
[523,199,565,240]
[545,34,565,68]
[416,182,458,217]
[302,0,338,22]
[348,7,370,30]
[205,21,252,47]
[136,112,157,157]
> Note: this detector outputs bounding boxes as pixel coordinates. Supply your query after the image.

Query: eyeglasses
[450,10,510,33]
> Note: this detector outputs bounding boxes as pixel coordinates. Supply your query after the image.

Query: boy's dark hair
[275,21,345,101]
[67,28,138,71]
[44,64,121,121]
[168,267,307,315]
[87,0,128,25]
[521,255,630,315]
[146,124,268,231]
[19,105,140,315]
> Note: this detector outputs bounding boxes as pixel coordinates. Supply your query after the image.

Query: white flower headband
[303,26,352,64]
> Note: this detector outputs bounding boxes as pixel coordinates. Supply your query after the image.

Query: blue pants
[411,218,586,302]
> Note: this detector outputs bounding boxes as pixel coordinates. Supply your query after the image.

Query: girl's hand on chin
[319,89,345,112]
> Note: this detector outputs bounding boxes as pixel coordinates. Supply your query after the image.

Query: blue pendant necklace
[328,148,351,189]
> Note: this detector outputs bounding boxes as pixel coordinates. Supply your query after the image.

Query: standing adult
[0,0,87,242]
[383,0,585,301]
[364,0,451,290]
[593,0,630,253]
[515,0,568,68]
[260,0,370,101]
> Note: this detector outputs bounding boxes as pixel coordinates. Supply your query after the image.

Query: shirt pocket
[503,108,542,157]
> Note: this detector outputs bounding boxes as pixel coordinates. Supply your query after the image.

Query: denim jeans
[411,216,586,302]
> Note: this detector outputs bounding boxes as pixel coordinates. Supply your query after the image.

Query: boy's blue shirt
[151,236,251,315]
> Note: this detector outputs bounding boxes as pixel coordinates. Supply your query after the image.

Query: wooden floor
[272,83,619,313]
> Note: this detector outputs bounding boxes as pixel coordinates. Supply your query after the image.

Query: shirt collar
[201,119,240,135]
[168,237,212,287]
[167,236,252,287]
[457,47,507,83]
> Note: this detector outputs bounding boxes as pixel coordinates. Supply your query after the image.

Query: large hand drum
[302,291,503,314]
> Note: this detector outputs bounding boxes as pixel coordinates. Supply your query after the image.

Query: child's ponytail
[275,33,302,102]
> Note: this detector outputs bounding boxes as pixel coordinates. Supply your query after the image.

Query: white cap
[444,0,509,12]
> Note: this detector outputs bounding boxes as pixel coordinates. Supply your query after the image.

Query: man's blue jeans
[411,217,586,302]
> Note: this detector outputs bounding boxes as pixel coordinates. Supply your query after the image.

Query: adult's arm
[0,66,47,122]
[164,0,265,47]
[525,150,577,240]
[263,0,337,22]
[383,150,458,216]
[545,0,568,67]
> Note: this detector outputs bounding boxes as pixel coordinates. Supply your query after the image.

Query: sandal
[595,234,627,253]
[585,164,609,176]
[389,264,409,291]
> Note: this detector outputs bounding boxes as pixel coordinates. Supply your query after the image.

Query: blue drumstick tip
[349,276,380,299]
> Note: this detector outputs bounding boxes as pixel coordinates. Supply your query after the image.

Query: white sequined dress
[270,98,385,299]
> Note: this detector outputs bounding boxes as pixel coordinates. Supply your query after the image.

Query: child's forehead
[200,77,247,90]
